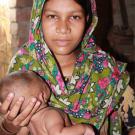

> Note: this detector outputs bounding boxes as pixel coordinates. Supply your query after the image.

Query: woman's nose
[56,20,71,34]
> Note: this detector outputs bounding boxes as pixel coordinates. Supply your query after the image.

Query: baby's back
[29,107,71,135]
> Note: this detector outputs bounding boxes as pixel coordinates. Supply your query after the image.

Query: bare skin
[129,128,135,135]
[28,107,94,135]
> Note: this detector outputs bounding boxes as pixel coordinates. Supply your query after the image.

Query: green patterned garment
[8,0,135,134]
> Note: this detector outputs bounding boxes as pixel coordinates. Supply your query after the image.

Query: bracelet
[0,121,16,135]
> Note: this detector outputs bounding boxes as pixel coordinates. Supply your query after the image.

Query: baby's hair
[0,71,47,102]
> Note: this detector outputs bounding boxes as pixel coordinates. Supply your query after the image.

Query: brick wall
[0,4,12,78]
[9,0,32,53]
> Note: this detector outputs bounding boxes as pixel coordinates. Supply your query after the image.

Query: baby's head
[0,71,50,111]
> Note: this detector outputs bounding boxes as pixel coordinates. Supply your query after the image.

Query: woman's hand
[0,93,41,134]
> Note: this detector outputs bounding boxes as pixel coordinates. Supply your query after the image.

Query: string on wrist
[0,121,17,135]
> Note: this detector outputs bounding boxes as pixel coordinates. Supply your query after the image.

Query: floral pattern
[8,0,135,134]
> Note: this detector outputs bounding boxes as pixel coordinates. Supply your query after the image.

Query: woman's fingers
[20,101,41,126]
[1,95,42,130]
[0,93,14,114]
[13,98,38,125]
[7,97,25,121]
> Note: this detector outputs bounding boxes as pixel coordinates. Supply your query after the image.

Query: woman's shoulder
[91,46,128,74]
[8,42,40,73]
[89,46,130,95]
[15,42,33,56]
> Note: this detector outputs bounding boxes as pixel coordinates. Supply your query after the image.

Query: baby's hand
[84,125,95,135]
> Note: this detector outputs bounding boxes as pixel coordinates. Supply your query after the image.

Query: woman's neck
[54,50,79,77]
[56,53,76,67]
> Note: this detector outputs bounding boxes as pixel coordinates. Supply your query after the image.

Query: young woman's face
[42,0,86,56]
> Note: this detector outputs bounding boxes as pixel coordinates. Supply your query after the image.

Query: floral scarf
[8,0,131,134]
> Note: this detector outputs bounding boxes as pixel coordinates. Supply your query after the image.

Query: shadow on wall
[94,0,113,52]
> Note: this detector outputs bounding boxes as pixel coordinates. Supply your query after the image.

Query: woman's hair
[75,0,92,27]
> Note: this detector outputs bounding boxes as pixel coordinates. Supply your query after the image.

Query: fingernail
[44,99,47,103]
[8,93,14,97]
[31,98,37,102]
[37,101,41,105]
[19,97,25,101]
[39,92,43,97]
[7,93,14,100]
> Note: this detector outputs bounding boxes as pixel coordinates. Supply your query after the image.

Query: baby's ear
[38,91,48,103]
[38,92,44,102]
[42,91,48,103]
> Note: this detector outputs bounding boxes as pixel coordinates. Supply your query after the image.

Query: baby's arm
[45,109,95,135]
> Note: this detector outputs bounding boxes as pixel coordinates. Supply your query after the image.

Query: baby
[0,71,95,135]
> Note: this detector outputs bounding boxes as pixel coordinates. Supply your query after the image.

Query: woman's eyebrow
[43,9,84,14]
[43,9,58,13]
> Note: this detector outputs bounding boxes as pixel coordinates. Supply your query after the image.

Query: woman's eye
[70,16,81,20]
[47,15,57,19]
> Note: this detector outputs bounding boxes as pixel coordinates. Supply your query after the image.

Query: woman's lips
[53,39,71,46]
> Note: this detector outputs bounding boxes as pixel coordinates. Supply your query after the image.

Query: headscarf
[8,0,130,133]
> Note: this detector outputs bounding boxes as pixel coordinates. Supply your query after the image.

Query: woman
[0,0,135,134]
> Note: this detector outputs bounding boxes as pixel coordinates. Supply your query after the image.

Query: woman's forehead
[43,0,84,13]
